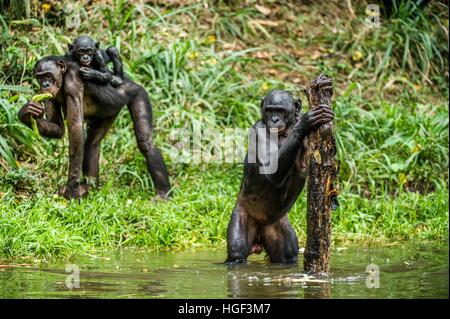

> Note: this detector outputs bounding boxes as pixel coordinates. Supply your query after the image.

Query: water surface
[0,243,447,298]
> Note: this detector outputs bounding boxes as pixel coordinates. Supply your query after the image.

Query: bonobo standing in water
[18,55,171,200]
[226,87,334,263]
[68,35,124,87]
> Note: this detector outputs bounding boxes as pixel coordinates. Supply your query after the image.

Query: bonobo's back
[64,57,133,112]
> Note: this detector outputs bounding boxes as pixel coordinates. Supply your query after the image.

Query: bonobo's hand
[110,75,123,87]
[18,101,45,123]
[294,104,334,136]
[79,67,97,80]
[314,73,333,97]
[59,183,89,200]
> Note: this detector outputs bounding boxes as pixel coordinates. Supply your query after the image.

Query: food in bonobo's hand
[32,92,53,102]
[29,92,53,135]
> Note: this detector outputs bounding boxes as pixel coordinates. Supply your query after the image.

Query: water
[0,243,448,298]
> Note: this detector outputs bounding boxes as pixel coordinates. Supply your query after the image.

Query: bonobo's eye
[38,73,55,88]
[86,49,93,55]
[280,109,289,118]
[77,49,84,56]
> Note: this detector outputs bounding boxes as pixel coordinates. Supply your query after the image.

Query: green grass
[0,1,448,261]
[1,165,447,262]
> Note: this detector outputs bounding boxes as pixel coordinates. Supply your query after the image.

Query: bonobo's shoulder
[64,62,81,82]
[63,62,83,95]
[65,60,80,72]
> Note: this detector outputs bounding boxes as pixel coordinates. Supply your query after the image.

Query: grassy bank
[0,1,448,261]
[0,165,448,261]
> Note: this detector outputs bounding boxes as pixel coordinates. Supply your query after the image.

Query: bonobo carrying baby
[226,88,334,264]
[18,53,171,200]
[67,36,124,87]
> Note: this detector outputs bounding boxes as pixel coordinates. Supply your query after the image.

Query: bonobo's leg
[127,89,171,198]
[261,216,299,263]
[106,47,124,78]
[82,115,117,186]
[226,207,259,263]
[106,46,124,87]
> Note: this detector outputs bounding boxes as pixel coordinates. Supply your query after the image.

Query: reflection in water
[0,243,447,298]
[226,262,333,298]
[302,281,331,299]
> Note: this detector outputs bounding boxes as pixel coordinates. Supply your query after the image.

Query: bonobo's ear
[57,60,66,73]
[294,99,302,113]
[95,41,99,50]
[68,44,74,52]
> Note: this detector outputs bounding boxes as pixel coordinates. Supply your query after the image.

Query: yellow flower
[261,82,270,91]
[41,3,51,13]
[188,51,199,60]
[352,50,363,62]
[204,35,216,45]
[411,144,422,153]
[399,173,407,185]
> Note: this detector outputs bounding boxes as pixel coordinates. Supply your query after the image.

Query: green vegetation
[0,1,448,261]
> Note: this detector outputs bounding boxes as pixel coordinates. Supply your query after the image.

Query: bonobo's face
[69,36,98,67]
[261,90,300,135]
[263,106,292,134]
[34,59,65,97]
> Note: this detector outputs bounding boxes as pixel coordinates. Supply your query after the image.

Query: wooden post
[303,73,338,275]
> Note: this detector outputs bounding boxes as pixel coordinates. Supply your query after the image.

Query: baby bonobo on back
[68,36,124,87]
[226,88,334,264]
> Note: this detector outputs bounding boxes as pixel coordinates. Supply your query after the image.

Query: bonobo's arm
[105,46,124,79]
[94,49,108,72]
[79,50,112,84]
[64,67,85,193]
[18,100,65,139]
[259,105,334,187]
[79,67,112,84]
[257,119,307,187]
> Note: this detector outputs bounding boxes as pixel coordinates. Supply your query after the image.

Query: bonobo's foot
[151,190,171,202]
[59,183,89,200]
[106,46,120,56]
[110,76,123,87]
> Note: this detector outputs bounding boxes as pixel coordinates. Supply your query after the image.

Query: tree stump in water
[303,73,339,275]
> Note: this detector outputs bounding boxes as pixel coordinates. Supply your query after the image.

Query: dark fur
[226,89,334,264]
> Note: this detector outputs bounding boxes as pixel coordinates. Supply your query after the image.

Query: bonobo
[18,55,171,200]
[68,36,124,87]
[226,89,334,263]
